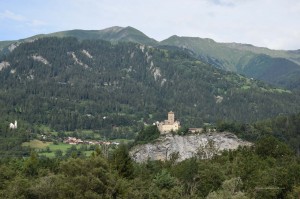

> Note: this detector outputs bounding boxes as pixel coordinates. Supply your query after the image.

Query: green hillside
[1,37,300,134]
[48,26,158,46]
[161,36,248,71]
[161,36,300,89]
[242,54,300,89]
[0,26,157,56]
[225,42,300,65]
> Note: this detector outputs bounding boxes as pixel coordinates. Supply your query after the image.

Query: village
[15,110,210,159]
[63,136,120,146]
[13,111,204,150]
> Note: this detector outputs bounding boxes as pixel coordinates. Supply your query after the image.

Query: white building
[9,120,17,129]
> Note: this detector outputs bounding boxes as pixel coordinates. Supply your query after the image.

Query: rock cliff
[130,132,252,162]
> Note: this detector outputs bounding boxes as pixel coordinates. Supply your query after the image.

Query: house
[188,128,203,133]
[64,137,83,145]
[157,111,181,134]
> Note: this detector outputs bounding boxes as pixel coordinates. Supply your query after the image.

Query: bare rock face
[130,132,252,163]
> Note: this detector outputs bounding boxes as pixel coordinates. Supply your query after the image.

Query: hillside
[47,26,158,46]
[0,26,157,56]
[1,37,300,134]
[242,54,300,89]
[161,36,300,89]
[1,26,300,90]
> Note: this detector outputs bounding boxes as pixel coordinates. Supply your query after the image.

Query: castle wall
[158,121,180,134]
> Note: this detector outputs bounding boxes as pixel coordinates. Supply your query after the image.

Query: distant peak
[101,26,125,33]
[125,26,135,29]
[100,26,145,35]
[163,35,216,43]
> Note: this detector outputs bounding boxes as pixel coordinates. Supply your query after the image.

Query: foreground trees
[0,136,299,198]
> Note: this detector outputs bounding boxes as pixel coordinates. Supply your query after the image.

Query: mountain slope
[1,37,300,133]
[160,36,300,89]
[0,26,158,56]
[242,54,300,89]
[161,35,245,71]
[48,26,158,46]
[1,26,300,90]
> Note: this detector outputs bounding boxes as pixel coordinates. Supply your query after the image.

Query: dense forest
[0,136,300,199]
[1,37,300,134]
[216,112,300,155]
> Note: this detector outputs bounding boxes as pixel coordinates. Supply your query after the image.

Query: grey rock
[130,132,252,162]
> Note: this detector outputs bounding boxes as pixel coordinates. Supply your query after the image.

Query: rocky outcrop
[130,132,252,162]
[0,61,10,71]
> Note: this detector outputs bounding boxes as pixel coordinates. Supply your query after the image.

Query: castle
[157,111,180,134]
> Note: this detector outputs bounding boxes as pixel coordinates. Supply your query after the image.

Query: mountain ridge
[1,26,300,89]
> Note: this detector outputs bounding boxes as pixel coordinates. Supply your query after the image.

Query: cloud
[0,10,46,27]
[27,19,47,27]
[1,0,299,49]
[0,10,26,21]
[207,0,235,6]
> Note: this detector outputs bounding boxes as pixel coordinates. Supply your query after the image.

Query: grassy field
[22,140,94,157]
[22,139,52,149]
[48,143,72,151]
[39,143,93,158]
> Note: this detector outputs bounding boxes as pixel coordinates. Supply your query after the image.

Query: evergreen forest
[1,37,300,133]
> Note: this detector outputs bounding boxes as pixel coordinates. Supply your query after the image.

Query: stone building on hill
[157,111,180,134]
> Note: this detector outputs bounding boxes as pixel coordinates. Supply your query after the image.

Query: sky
[1,0,300,50]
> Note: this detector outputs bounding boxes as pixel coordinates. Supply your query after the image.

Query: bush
[134,125,160,144]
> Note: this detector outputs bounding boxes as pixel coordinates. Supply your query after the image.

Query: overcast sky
[1,0,300,50]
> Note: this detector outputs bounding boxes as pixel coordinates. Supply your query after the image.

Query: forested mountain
[0,26,157,55]
[1,37,300,134]
[161,36,300,89]
[1,26,300,90]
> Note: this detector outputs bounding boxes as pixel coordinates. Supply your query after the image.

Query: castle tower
[168,111,175,124]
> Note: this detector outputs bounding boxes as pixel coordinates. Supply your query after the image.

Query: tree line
[0,136,299,198]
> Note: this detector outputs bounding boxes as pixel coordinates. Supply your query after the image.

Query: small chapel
[157,111,180,134]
